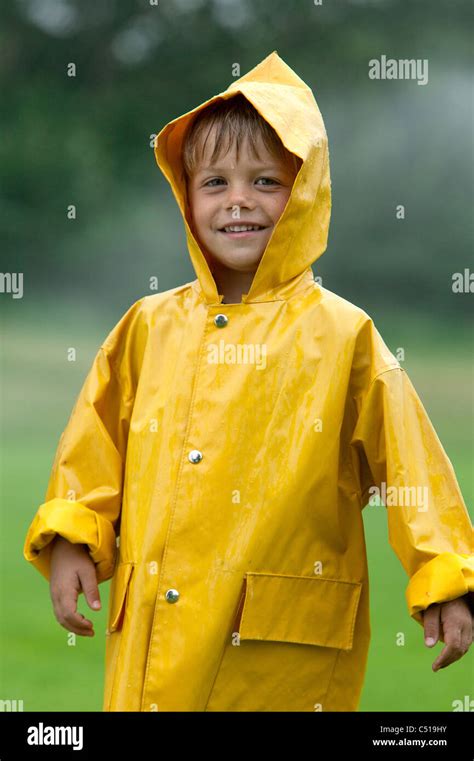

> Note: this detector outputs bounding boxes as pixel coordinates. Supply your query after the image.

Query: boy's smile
[187,128,300,301]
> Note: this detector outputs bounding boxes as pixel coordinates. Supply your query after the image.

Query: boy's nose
[225,188,256,211]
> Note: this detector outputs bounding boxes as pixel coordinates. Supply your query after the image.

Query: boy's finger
[77,564,101,611]
[60,617,95,637]
[432,643,453,670]
[57,603,95,634]
[55,583,95,633]
[432,627,465,671]
[423,604,440,646]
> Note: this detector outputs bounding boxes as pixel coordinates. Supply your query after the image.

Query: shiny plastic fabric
[23,51,473,712]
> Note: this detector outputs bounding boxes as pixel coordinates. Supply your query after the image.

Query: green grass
[1,307,472,711]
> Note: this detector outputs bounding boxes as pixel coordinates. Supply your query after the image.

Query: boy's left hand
[423,594,473,671]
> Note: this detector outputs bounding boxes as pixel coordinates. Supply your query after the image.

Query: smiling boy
[184,93,302,304]
[24,51,473,712]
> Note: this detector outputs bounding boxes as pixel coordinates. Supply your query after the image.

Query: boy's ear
[185,201,197,237]
[294,155,303,175]
[183,177,191,212]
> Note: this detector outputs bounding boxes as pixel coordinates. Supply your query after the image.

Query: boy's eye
[202,177,280,188]
[204,178,225,187]
[256,177,279,186]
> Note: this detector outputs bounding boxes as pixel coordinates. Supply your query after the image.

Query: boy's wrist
[465,591,474,615]
[50,535,90,553]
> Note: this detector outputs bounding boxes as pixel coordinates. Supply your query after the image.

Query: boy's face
[187,128,300,276]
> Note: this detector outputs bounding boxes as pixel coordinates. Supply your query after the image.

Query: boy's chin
[208,250,265,272]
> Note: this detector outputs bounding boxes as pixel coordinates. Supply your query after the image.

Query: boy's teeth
[224,225,262,232]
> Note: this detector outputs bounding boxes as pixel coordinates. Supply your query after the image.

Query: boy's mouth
[217,224,268,238]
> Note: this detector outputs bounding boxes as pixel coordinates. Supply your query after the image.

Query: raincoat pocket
[106,561,135,634]
[236,572,362,650]
[205,572,364,711]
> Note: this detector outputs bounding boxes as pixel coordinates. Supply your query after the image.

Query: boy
[24,51,473,712]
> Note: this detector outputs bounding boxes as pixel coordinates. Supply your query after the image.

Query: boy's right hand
[49,535,102,637]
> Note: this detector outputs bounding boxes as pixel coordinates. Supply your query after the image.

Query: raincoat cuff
[406,552,474,625]
[23,498,117,584]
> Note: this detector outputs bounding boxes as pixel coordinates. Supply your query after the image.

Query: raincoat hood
[154,50,331,304]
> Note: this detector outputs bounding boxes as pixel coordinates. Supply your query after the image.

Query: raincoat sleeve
[350,328,474,627]
[23,301,142,585]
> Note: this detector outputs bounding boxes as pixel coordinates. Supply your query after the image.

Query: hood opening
[154,51,331,304]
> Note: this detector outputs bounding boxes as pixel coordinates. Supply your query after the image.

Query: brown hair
[181,92,301,185]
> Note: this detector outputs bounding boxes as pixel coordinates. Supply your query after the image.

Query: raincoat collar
[154,50,331,305]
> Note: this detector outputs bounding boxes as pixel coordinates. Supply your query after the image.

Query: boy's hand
[423,595,473,671]
[49,535,102,637]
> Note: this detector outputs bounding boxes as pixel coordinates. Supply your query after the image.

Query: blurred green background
[1,0,472,712]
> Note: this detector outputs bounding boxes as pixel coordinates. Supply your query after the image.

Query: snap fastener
[188,449,203,463]
[214,314,228,328]
[165,589,180,603]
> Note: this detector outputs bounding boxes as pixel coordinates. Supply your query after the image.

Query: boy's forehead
[189,122,278,170]
[191,138,289,176]
[195,158,279,173]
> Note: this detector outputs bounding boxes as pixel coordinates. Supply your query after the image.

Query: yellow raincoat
[23,51,473,712]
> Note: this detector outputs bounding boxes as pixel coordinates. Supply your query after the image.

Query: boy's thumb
[423,604,440,646]
[78,566,101,611]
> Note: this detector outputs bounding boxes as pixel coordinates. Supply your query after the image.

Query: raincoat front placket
[141,274,321,711]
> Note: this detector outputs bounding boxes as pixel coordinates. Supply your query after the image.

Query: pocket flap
[237,572,362,650]
[106,562,135,634]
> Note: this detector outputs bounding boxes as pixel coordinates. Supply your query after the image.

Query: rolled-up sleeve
[23,342,134,584]
[351,365,474,626]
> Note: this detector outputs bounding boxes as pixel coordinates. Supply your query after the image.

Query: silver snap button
[165,588,180,604]
[188,449,203,463]
[214,314,228,328]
